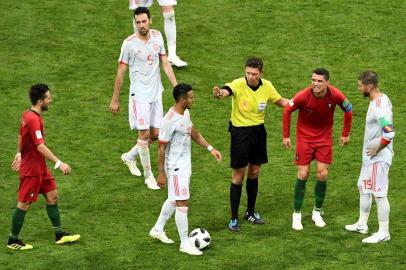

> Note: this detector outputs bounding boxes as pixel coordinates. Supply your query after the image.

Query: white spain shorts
[167,172,190,201]
[357,162,390,197]
[129,0,177,9]
[128,96,163,130]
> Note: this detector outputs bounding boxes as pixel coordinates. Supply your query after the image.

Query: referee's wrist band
[207,145,214,152]
[54,160,62,169]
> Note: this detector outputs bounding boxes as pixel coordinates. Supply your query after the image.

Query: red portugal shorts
[295,140,332,165]
[18,170,57,203]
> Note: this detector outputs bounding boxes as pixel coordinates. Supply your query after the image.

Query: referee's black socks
[246,177,258,214]
[230,183,242,220]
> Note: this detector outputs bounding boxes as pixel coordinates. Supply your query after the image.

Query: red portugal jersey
[19,110,48,176]
[283,85,352,143]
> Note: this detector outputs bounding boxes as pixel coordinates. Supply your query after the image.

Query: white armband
[207,145,214,152]
[54,160,62,169]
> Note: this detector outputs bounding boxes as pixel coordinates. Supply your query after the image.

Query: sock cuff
[176,207,188,213]
[16,207,27,214]
[247,177,258,182]
[137,139,149,148]
[296,179,307,187]
[231,182,243,188]
[162,9,175,17]
[315,180,327,185]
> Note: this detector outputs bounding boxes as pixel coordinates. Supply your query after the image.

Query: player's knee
[17,202,30,211]
[176,200,188,207]
[297,170,309,180]
[46,195,58,205]
[316,169,328,181]
[247,170,259,179]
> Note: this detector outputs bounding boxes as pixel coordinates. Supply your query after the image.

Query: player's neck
[369,88,382,101]
[30,105,42,115]
[173,104,186,115]
[137,31,150,42]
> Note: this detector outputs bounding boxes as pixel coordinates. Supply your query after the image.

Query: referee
[213,57,288,232]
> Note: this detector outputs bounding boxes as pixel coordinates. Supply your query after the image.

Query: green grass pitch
[0,0,405,269]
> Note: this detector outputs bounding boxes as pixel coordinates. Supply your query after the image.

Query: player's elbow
[36,143,46,152]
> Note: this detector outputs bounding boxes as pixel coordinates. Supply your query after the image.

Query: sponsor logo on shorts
[182,188,188,196]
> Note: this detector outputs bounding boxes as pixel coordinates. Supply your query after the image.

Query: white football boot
[145,176,160,190]
[168,55,188,68]
[362,232,390,244]
[121,153,141,176]
[312,210,326,228]
[179,241,203,256]
[292,212,303,231]
[345,223,369,234]
[149,228,174,244]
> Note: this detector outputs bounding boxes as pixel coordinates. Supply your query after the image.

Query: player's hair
[134,7,150,19]
[29,83,49,105]
[313,68,330,80]
[245,57,264,72]
[358,71,379,87]
[173,83,193,102]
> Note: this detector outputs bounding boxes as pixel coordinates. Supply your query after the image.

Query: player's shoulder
[328,85,345,96]
[294,86,311,99]
[150,29,163,38]
[375,93,392,109]
[229,77,246,86]
[261,78,274,88]
[23,110,40,120]
[163,107,179,122]
[124,33,138,42]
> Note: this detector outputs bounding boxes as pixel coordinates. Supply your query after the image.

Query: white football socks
[376,196,390,235]
[162,9,176,57]
[175,207,189,244]
[126,144,139,161]
[358,193,372,226]
[137,139,152,178]
[154,199,176,232]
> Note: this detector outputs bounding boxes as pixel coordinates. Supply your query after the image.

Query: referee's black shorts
[229,122,268,169]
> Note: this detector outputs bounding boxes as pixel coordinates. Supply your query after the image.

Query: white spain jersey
[118,30,166,103]
[362,94,394,165]
[159,108,192,175]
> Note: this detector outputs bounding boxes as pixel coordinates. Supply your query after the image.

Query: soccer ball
[189,228,211,250]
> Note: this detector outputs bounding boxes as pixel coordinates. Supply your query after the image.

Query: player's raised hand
[283,137,292,149]
[11,153,21,171]
[213,86,222,99]
[210,148,222,162]
[157,172,166,188]
[109,99,120,115]
[59,162,71,175]
[340,136,349,147]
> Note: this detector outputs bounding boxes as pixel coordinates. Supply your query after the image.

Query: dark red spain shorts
[18,170,57,203]
[295,140,332,165]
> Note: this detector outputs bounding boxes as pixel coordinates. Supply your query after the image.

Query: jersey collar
[245,78,263,91]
